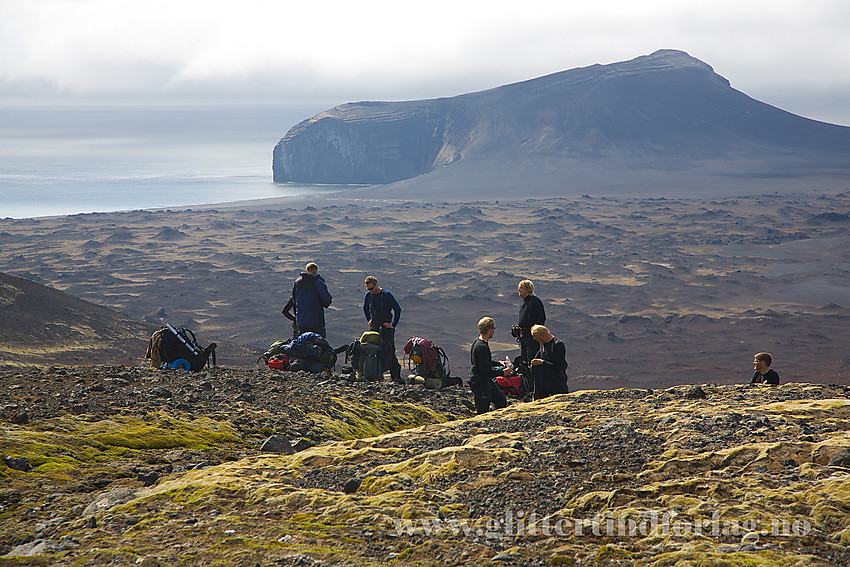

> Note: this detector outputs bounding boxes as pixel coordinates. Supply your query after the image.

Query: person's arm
[750,371,761,384]
[537,297,546,324]
[363,294,371,322]
[388,291,401,327]
[317,279,332,307]
[473,341,499,379]
[282,297,296,321]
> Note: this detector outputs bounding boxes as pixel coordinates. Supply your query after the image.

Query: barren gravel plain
[2,190,850,388]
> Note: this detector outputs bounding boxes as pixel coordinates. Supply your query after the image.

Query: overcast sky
[1,0,848,124]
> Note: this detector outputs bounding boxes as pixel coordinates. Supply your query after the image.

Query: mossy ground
[3,382,850,566]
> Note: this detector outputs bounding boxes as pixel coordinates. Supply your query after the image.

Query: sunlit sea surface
[0,103,350,218]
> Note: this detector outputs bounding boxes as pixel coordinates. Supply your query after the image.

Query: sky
[1,0,849,125]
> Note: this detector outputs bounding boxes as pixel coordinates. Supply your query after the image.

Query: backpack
[360,331,382,345]
[496,356,533,398]
[146,325,216,372]
[278,332,338,373]
[357,342,383,381]
[403,337,450,381]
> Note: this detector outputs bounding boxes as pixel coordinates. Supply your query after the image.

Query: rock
[137,555,162,567]
[685,386,706,399]
[782,458,798,468]
[343,478,361,494]
[656,416,677,428]
[2,539,63,557]
[461,399,476,412]
[10,409,28,424]
[260,435,294,455]
[4,455,32,471]
[82,487,137,517]
[292,438,313,452]
[235,391,255,403]
[828,449,850,468]
[149,387,172,398]
[137,470,161,486]
[84,517,97,529]
[403,390,422,402]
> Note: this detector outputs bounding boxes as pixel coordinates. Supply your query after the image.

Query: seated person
[750,352,780,385]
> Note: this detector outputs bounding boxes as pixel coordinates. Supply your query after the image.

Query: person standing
[750,352,780,385]
[469,317,508,414]
[517,279,546,365]
[363,276,402,382]
[529,324,569,399]
[291,262,332,338]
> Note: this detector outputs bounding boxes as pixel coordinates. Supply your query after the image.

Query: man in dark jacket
[750,352,780,385]
[517,279,546,365]
[530,324,569,399]
[291,262,332,338]
[363,275,402,382]
[469,317,508,414]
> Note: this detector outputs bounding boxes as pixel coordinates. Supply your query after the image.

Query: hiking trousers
[373,326,402,381]
[470,377,507,414]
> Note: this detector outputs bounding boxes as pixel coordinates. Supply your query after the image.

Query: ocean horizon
[0,102,350,219]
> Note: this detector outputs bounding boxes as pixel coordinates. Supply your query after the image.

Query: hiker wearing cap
[517,279,546,365]
[291,262,332,338]
[529,324,569,399]
[363,276,403,382]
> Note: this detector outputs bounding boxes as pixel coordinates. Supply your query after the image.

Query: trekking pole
[160,318,202,356]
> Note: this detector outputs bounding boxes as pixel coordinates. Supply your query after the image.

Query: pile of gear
[258,332,339,373]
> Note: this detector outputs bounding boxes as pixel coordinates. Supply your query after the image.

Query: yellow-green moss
[306,398,447,440]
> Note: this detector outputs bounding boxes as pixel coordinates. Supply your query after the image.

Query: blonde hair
[305,262,318,273]
[478,317,495,335]
[519,280,534,294]
[531,324,549,339]
[364,275,378,286]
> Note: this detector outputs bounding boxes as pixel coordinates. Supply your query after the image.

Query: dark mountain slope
[0,271,158,366]
[273,50,850,198]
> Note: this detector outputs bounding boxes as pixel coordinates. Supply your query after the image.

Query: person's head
[531,324,552,342]
[753,352,772,372]
[305,262,318,274]
[365,275,380,293]
[478,316,495,338]
[518,280,534,298]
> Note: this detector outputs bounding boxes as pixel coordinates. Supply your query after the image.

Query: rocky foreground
[2,367,850,566]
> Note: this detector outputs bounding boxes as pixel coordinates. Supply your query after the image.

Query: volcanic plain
[2,190,850,388]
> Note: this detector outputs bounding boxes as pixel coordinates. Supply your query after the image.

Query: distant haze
[1,1,849,126]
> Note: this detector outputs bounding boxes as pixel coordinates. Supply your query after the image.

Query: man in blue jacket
[291,262,332,338]
[363,275,402,382]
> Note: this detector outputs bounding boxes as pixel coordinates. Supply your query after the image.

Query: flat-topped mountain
[273,50,850,198]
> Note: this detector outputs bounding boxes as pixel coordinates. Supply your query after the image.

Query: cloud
[1,0,849,116]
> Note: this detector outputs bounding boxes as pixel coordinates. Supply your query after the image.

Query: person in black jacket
[363,275,403,382]
[750,352,780,385]
[469,317,508,414]
[517,279,546,365]
[530,324,569,399]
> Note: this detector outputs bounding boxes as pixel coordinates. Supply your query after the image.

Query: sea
[0,102,353,219]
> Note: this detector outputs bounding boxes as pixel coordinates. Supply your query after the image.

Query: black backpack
[147,325,216,371]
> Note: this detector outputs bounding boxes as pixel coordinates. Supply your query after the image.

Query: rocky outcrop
[272,49,850,195]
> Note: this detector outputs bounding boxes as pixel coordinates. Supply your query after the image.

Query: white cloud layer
[1,0,848,122]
